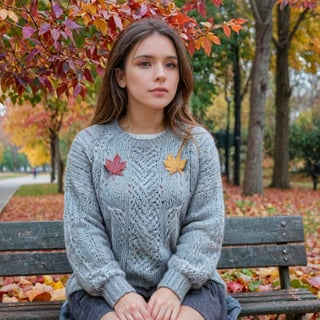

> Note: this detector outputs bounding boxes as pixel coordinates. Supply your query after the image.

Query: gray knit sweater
[64,121,225,308]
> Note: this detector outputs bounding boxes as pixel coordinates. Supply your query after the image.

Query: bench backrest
[0,216,306,282]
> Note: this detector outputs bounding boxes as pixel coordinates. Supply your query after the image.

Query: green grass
[14,183,59,196]
[0,173,28,180]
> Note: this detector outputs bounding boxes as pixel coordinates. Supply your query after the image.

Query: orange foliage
[0,194,64,221]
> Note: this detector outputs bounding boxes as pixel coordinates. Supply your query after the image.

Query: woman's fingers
[114,292,153,320]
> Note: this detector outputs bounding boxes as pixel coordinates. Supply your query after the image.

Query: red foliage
[0,1,245,100]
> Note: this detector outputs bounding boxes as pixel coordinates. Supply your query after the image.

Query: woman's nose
[155,64,166,81]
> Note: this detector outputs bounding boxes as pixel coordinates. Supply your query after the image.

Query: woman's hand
[114,292,153,320]
[147,288,181,320]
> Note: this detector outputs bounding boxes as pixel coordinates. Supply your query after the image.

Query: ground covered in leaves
[0,180,319,319]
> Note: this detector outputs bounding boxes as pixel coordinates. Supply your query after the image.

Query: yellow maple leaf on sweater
[164,154,186,175]
[164,138,188,175]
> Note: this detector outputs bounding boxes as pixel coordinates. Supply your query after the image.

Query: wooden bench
[0,215,320,320]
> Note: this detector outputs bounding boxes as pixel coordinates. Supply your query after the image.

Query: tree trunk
[270,6,310,188]
[270,5,291,189]
[49,131,56,183]
[55,135,64,193]
[243,0,275,195]
[233,40,241,186]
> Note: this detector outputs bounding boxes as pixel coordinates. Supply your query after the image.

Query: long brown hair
[91,18,198,137]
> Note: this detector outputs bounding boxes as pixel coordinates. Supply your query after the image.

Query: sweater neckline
[127,132,165,139]
[114,121,170,141]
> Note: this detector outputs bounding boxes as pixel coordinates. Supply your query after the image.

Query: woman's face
[116,33,180,116]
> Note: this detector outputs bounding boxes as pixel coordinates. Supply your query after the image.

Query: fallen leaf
[309,276,320,289]
[25,283,53,302]
[2,295,19,303]
[227,281,244,293]
[256,267,278,278]
[53,280,65,290]
[51,288,66,301]
[0,283,20,296]
[26,289,51,302]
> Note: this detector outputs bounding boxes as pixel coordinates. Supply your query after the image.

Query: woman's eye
[139,61,151,67]
[166,62,177,69]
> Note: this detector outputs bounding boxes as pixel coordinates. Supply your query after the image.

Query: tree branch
[288,8,309,44]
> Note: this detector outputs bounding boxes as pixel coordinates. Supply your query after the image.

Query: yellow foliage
[289,7,320,73]
[205,92,250,132]
[43,275,54,286]
[3,101,50,166]
[53,281,65,290]
[94,18,108,35]
[3,96,94,168]
[205,94,229,130]
[20,142,49,167]
[80,3,97,16]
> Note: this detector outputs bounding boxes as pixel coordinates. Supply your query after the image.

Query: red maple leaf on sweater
[104,154,127,176]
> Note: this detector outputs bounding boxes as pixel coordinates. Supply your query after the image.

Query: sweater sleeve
[64,130,135,307]
[158,128,225,301]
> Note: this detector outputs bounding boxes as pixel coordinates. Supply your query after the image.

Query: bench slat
[0,216,305,252]
[0,252,71,276]
[237,299,320,315]
[0,243,307,276]
[0,221,64,251]
[0,301,62,320]
[218,243,307,269]
[232,288,317,302]
[223,215,305,245]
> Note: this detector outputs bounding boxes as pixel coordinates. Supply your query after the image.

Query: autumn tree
[270,1,320,189]
[3,101,52,167]
[243,0,275,196]
[3,97,92,191]
[0,0,245,99]
[3,95,72,191]
[0,0,245,191]
[242,0,319,195]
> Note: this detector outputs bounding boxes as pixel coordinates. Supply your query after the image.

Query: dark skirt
[60,280,240,320]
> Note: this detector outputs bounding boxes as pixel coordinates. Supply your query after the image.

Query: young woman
[60,18,240,320]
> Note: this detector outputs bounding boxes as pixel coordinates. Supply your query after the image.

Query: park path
[0,174,51,213]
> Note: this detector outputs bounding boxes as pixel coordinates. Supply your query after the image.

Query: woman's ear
[115,68,126,88]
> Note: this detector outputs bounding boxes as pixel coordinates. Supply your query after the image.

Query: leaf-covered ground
[0,181,319,319]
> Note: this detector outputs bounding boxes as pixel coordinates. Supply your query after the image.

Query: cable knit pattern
[64,121,225,308]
